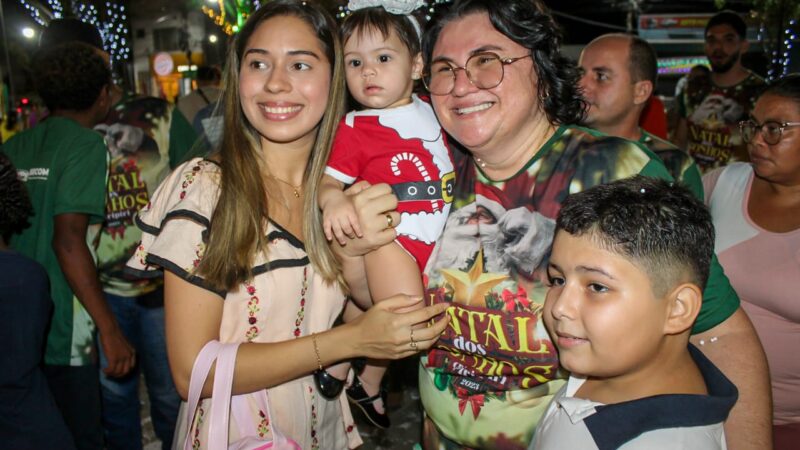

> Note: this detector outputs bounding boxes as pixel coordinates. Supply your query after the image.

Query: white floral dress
[127,158,362,449]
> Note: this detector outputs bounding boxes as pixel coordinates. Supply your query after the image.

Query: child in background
[532,176,737,450]
[318,1,454,429]
[0,152,74,448]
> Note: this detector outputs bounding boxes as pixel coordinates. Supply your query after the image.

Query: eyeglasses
[423,52,532,96]
[739,120,800,145]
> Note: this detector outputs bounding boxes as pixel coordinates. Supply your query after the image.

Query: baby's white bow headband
[347,0,425,38]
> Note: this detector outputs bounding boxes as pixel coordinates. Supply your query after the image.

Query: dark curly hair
[32,42,110,112]
[421,0,585,125]
[0,152,33,240]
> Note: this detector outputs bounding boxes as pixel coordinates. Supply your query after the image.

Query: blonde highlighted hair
[197,0,346,292]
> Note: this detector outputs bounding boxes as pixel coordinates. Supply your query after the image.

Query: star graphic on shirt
[439,249,508,307]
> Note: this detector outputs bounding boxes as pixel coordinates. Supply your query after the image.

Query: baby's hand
[323,195,363,245]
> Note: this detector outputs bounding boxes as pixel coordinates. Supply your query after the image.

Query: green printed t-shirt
[420,125,740,449]
[94,97,197,297]
[5,116,108,366]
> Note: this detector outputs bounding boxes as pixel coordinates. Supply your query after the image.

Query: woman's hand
[347,295,449,359]
[338,181,400,257]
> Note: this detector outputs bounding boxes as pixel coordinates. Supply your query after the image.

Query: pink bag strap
[207,342,240,449]
[183,340,300,450]
[183,340,223,450]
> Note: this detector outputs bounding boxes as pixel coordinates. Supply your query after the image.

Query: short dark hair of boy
[32,42,111,112]
[556,176,714,297]
[0,152,33,239]
[705,10,747,39]
[340,7,420,57]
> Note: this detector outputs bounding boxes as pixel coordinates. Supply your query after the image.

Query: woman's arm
[164,271,448,400]
[690,307,773,450]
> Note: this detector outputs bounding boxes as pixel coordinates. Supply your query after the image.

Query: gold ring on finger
[385,213,394,229]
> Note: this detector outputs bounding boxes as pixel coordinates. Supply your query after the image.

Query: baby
[318,1,454,429]
[532,176,737,449]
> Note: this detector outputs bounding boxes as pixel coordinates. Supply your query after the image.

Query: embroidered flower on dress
[257,409,270,438]
[293,267,309,338]
[308,386,319,450]
[180,162,203,200]
[135,243,148,265]
[192,406,205,450]
[245,280,261,341]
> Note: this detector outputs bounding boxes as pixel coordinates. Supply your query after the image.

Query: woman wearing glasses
[338,1,769,449]
[704,73,800,450]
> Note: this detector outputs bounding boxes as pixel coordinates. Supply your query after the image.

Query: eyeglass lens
[426,53,504,95]
[742,121,783,145]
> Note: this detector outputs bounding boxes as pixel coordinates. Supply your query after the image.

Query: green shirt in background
[4,116,108,366]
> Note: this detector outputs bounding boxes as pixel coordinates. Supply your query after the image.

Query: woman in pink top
[703,74,800,450]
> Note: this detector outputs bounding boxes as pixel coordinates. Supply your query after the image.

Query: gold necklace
[269,175,302,198]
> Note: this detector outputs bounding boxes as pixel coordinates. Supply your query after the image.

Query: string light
[17,0,132,66]
[17,0,46,26]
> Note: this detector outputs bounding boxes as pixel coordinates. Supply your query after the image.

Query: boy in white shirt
[532,176,737,450]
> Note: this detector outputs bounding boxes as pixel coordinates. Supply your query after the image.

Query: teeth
[456,102,493,115]
[262,105,301,114]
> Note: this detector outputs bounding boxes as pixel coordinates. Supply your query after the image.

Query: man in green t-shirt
[578,33,703,198]
[4,42,135,449]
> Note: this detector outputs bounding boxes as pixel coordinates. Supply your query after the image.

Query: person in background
[187,67,224,155]
[3,41,135,450]
[579,33,703,196]
[126,1,448,448]
[669,64,712,139]
[0,152,76,449]
[342,0,770,448]
[674,64,712,101]
[674,10,765,172]
[704,73,800,450]
[38,18,197,450]
[178,65,222,125]
[683,65,713,106]
[533,176,736,450]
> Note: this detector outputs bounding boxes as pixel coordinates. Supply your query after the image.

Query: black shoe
[314,369,345,400]
[346,376,390,429]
